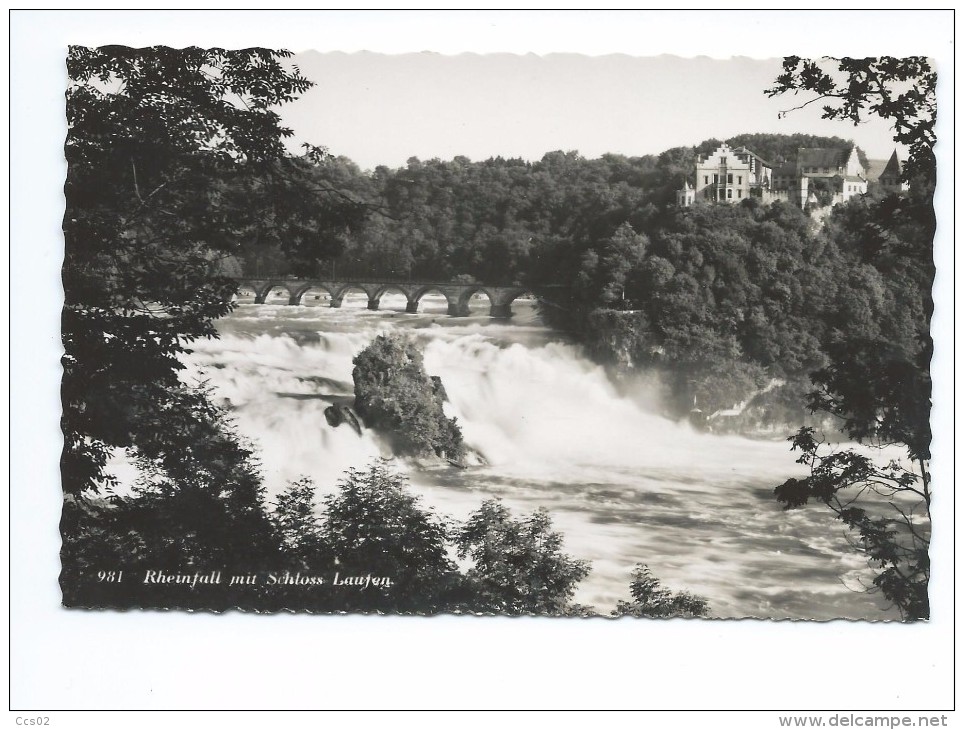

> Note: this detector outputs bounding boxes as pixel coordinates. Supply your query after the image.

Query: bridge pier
[448,302,470,317]
[489,304,512,319]
[329,297,343,309]
[254,295,267,304]
[367,298,380,311]
[405,301,419,314]
[287,295,300,305]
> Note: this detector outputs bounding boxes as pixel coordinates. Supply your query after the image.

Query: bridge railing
[234,275,528,289]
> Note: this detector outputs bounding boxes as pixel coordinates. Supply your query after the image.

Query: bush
[456,499,591,615]
[613,564,710,618]
[319,461,463,613]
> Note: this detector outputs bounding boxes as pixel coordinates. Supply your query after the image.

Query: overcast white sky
[281,51,908,170]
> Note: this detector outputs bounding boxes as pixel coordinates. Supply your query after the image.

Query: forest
[224,131,932,429]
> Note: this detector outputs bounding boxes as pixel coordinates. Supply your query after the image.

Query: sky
[280,51,907,171]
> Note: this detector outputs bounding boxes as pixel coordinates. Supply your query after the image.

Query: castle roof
[865,158,889,181]
[733,145,773,168]
[881,150,903,177]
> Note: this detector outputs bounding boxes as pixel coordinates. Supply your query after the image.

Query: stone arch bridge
[234,278,534,318]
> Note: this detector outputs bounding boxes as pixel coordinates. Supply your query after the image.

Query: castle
[676,142,905,210]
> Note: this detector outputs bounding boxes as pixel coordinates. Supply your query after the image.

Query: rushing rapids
[176,291,892,619]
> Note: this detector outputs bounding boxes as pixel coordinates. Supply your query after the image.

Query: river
[178,290,893,620]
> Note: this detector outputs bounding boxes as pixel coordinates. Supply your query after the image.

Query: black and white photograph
[9,8,955,717]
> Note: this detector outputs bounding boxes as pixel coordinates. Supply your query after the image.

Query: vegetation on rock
[352,334,466,463]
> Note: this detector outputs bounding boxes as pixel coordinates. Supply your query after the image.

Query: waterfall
[165,294,889,618]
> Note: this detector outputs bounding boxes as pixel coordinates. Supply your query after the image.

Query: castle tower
[878,150,906,193]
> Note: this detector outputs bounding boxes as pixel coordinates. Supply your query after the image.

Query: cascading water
[177,292,891,619]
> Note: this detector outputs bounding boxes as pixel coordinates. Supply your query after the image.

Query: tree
[612,564,709,618]
[768,56,935,620]
[455,499,591,615]
[271,477,330,569]
[60,46,377,609]
[60,385,280,610]
[224,147,372,279]
[63,46,314,496]
[766,57,936,183]
[775,427,929,621]
[574,222,650,307]
[320,461,463,613]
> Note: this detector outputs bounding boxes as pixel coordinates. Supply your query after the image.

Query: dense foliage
[352,333,466,462]
[236,133,866,287]
[230,131,914,426]
[61,385,280,609]
[66,457,606,614]
[773,184,934,620]
[769,56,935,620]
[61,45,325,602]
[62,46,375,498]
[456,500,592,615]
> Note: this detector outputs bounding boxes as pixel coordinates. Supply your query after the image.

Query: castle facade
[677,143,905,210]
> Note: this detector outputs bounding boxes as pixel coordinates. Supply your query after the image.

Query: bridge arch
[233,281,261,302]
[254,281,297,304]
[411,285,458,315]
[496,288,533,308]
[458,285,530,318]
[289,283,335,305]
[372,284,417,312]
[331,283,378,301]
[329,283,379,310]
[456,286,496,310]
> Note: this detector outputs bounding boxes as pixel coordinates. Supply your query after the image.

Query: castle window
[738,176,742,185]
[721,156,727,164]
[727,174,733,184]
[713,174,718,184]
[727,189,733,199]
[823,167,830,173]
[704,175,709,185]
[737,189,742,198]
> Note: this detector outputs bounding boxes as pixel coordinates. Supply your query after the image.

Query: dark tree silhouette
[768,56,935,620]
[767,56,936,182]
[63,46,314,495]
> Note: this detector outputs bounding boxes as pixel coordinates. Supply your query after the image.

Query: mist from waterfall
[173,293,890,619]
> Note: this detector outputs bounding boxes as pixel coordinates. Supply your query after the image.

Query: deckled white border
[8,9,955,716]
